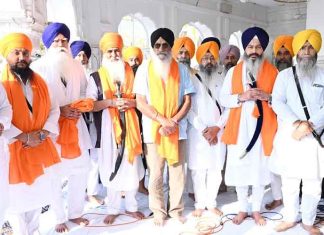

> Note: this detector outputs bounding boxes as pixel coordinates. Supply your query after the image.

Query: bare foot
[126,210,145,220]
[232,212,248,225]
[103,214,119,224]
[192,209,204,217]
[275,221,297,232]
[301,223,324,235]
[208,207,223,216]
[153,217,165,226]
[265,199,283,210]
[252,211,266,226]
[69,217,89,226]
[188,193,195,201]
[55,223,69,233]
[87,195,104,206]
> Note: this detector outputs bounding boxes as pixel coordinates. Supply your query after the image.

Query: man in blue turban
[70,40,93,77]
[42,22,70,49]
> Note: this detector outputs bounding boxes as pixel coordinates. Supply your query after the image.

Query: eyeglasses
[154,43,169,50]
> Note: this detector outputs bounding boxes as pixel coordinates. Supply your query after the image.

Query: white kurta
[271,65,324,179]
[86,74,144,191]
[219,63,270,187]
[187,72,226,171]
[0,83,12,224]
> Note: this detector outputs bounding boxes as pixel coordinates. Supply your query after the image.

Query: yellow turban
[273,35,294,56]
[0,33,32,58]
[196,41,219,63]
[172,37,195,59]
[99,32,123,53]
[123,46,143,64]
[292,29,322,55]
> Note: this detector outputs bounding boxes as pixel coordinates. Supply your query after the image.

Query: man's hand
[60,105,81,119]
[0,123,3,136]
[239,88,270,102]
[115,98,136,112]
[157,115,177,136]
[292,120,313,140]
[16,130,49,148]
[202,126,220,145]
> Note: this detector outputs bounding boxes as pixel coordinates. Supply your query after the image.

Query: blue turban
[42,22,70,48]
[241,26,269,50]
[70,40,91,59]
[201,37,221,49]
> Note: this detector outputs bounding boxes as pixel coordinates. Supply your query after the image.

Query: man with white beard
[86,32,145,225]
[184,37,226,217]
[272,29,324,235]
[31,22,92,233]
[134,28,195,226]
[220,27,278,226]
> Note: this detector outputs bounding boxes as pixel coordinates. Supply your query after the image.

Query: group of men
[0,21,323,235]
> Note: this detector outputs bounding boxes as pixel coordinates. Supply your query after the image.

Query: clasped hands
[60,105,82,119]
[202,126,220,145]
[292,120,313,141]
[112,98,136,112]
[239,88,270,102]
[157,115,178,136]
[16,130,50,148]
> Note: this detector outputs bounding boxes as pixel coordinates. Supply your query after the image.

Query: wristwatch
[39,131,46,141]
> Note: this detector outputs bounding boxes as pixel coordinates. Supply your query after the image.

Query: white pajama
[236,185,265,212]
[106,189,138,215]
[87,148,101,196]
[7,208,41,235]
[270,173,282,201]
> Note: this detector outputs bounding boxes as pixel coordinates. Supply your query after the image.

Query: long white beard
[102,57,126,84]
[297,55,317,79]
[150,50,172,82]
[47,47,75,79]
[199,70,218,92]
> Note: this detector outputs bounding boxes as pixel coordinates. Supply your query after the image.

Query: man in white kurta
[220,27,278,225]
[31,23,92,233]
[272,29,324,235]
[0,83,12,227]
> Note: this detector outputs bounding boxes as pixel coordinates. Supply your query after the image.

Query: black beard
[131,64,139,75]
[10,66,33,82]
[225,62,235,70]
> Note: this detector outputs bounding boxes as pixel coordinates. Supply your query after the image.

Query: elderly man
[0,33,60,235]
[31,22,92,233]
[87,32,145,224]
[184,37,226,217]
[272,29,324,235]
[273,35,294,72]
[219,44,241,76]
[220,26,278,226]
[123,46,143,74]
[70,40,92,76]
[134,28,195,226]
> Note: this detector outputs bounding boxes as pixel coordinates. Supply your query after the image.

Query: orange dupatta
[148,59,180,165]
[98,63,142,163]
[1,65,60,185]
[221,60,278,156]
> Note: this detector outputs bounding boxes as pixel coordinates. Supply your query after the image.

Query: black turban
[70,40,91,59]
[42,22,70,48]
[150,28,174,48]
[241,26,269,50]
[201,37,221,49]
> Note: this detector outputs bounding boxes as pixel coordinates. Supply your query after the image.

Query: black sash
[239,72,264,159]
[25,97,33,113]
[292,66,324,147]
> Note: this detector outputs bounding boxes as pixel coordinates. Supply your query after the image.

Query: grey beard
[178,58,191,67]
[297,54,317,78]
[243,52,264,77]
[199,63,218,76]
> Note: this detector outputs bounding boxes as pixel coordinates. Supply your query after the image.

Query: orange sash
[1,65,60,185]
[148,59,180,165]
[98,63,142,163]
[221,60,278,156]
[57,98,94,159]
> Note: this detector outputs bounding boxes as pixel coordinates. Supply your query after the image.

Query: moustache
[248,53,261,58]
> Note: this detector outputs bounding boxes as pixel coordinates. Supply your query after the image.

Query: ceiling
[238,0,307,7]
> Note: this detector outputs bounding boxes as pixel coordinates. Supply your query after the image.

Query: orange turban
[196,41,219,63]
[273,35,294,56]
[123,46,143,64]
[0,33,32,58]
[172,37,195,59]
[99,32,123,53]
[292,29,322,55]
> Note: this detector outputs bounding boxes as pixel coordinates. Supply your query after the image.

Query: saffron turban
[172,37,195,59]
[0,33,32,58]
[219,44,240,64]
[292,29,322,55]
[273,35,294,56]
[42,22,70,48]
[196,37,220,63]
[99,32,123,53]
[123,46,143,64]
[150,28,174,48]
[242,26,269,50]
[70,40,92,59]
[201,37,221,49]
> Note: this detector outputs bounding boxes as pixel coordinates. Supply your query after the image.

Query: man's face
[6,48,31,72]
[153,37,171,61]
[245,37,264,61]
[177,46,191,66]
[103,47,121,62]
[223,51,239,70]
[50,33,69,50]
[297,41,316,61]
[275,47,292,71]
[128,56,140,67]
[75,51,89,65]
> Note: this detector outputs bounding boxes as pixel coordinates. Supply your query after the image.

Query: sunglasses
[154,43,169,50]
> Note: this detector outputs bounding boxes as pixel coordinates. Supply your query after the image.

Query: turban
[273,35,294,56]
[99,32,123,53]
[150,28,174,48]
[70,40,92,59]
[201,37,221,49]
[0,33,32,58]
[196,39,220,63]
[242,26,269,50]
[42,22,70,48]
[292,29,322,55]
[172,37,195,59]
[219,44,240,64]
[123,46,143,64]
